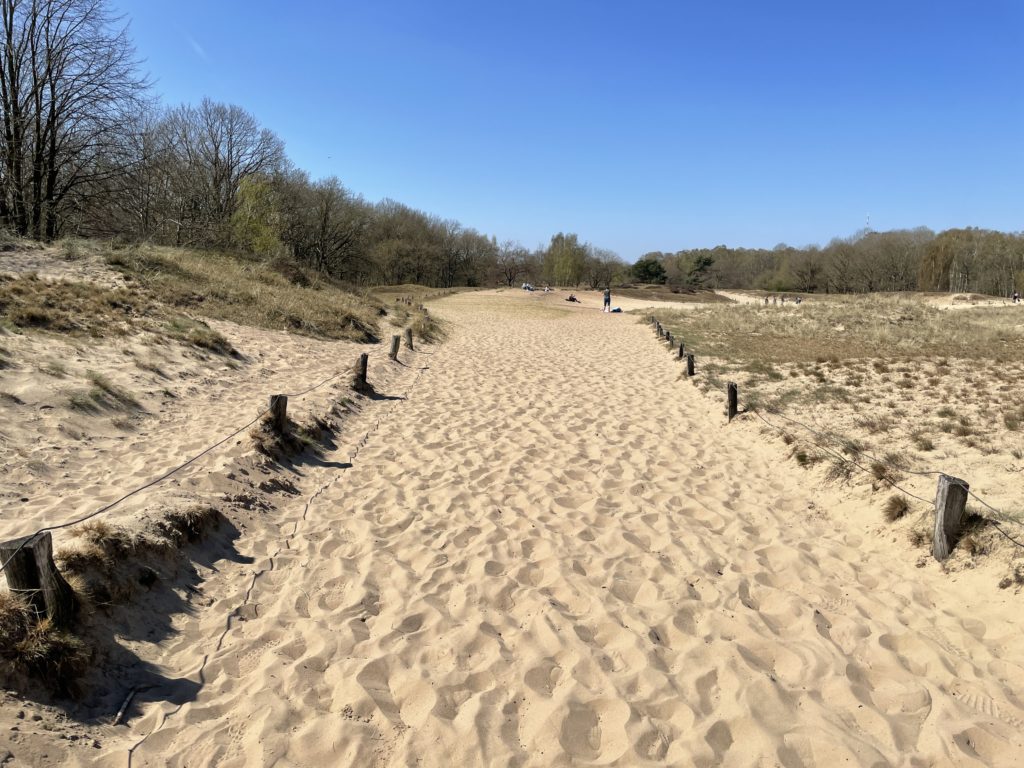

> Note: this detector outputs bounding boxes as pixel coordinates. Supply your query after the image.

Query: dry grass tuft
[0,593,90,696]
[56,506,222,611]
[883,494,910,522]
[249,415,309,458]
[108,245,381,342]
[158,506,220,546]
[824,458,854,484]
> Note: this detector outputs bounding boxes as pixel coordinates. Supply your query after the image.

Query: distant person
[566,293,579,303]
[764,296,769,306]
[1013,290,1021,304]
[603,287,611,312]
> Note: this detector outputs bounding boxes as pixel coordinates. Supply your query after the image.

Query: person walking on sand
[603,287,611,312]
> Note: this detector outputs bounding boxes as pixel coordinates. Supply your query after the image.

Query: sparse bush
[825,458,854,484]
[857,415,894,434]
[883,494,910,522]
[912,432,935,451]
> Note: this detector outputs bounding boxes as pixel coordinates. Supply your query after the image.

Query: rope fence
[0,319,430,628]
[126,349,431,759]
[644,314,1024,558]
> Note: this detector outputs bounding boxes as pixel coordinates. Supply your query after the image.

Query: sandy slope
[63,290,1024,766]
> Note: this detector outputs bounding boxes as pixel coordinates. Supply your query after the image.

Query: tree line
[0,0,628,289]
[3,2,1019,296]
[637,227,1024,297]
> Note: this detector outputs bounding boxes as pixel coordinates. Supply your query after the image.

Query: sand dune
[40,289,1024,766]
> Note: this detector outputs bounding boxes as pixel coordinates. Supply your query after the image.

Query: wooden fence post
[0,532,76,628]
[268,394,288,432]
[727,382,738,422]
[686,354,695,377]
[933,474,969,560]
[404,327,414,351]
[354,353,369,391]
[666,331,673,345]
[389,334,401,360]
[678,342,685,359]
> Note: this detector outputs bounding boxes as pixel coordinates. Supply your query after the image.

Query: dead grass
[0,272,144,336]
[883,494,910,522]
[56,508,221,608]
[653,295,1024,364]
[0,592,89,696]
[108,244,381,342]
[39,359,68,377]
[652,296,1024,549]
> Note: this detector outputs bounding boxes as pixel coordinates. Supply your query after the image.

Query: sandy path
[98,291,1024,767]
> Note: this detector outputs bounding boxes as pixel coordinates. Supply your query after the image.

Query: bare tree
[496,240,529,286]
[163,98,284,246]
[0,0,147,238]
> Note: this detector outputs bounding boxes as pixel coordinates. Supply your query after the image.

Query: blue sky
[114,1,1022,260]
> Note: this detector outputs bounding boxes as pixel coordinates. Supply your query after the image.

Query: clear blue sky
[115,0,1022,260]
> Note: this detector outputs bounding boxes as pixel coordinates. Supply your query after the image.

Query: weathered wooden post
[268,394,288,432]
[666,331,673,345]
[933,474,969,560]
[727,382,738,422]
[354,353,369,391]
[404,327,414,351]
[678,342,685,359]
[0,532,76,628]
[389,334,401,360]
[686,354,695,377]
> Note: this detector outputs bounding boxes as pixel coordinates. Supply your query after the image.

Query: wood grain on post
[268,394,288,433]
[0,532,76,628]
[354,353,369,390]
[933,474,969,560]
[727,382,738,422]
[389,334,401,360]
[404,327,414,351]
[686,354,695,377]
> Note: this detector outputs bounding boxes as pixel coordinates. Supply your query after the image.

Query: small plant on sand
[911,432,935,451]
[0,593,89,696]
[883,494,910,522]
[825,458,854,484]
[67,389,99,413]
[86,370,140,410]
[165,317,236,356]
[40,359,67,377]
[133,357,167,377]
[856,415,894,434]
